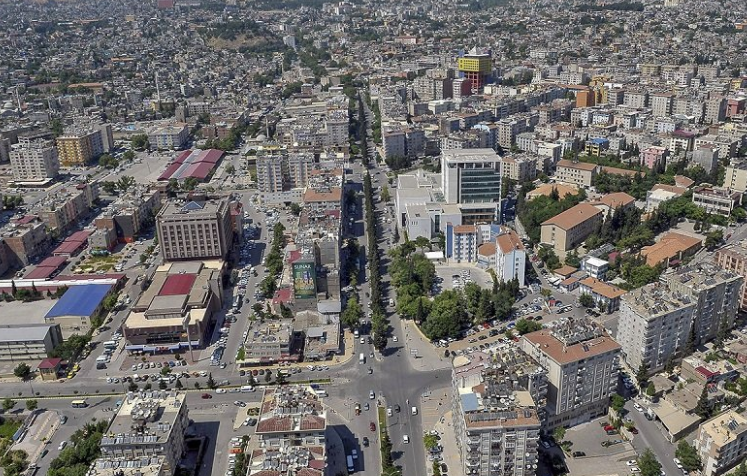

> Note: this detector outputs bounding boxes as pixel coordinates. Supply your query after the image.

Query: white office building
[441,149,502,223]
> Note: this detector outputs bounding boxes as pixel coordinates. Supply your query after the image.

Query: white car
[630,468,640,473]
[627,460,638,466]
[673,458,684,470]
[402,435,410,444]
[633,403,644,413]
[393,336,398,342]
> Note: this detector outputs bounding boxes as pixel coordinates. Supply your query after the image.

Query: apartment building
[447,224,478,263]
[661,263,743,345]
[694,410,747,476]
[715,239,747,310]
[452,349,544,476]
[617,284,695,373]
[156,198,233,261]
[255,150,313,204]
[0,215,50,267]
[148,123,189,150]
[501,155,537,182]
[56,129,105,166]
[646,184,688,211]
[38,182,97,234]
[9,137,60,182]
[554,160,598,187]
[521,320,621,429]
[99,392,189,475]
[383,130,406,159]
[724,161,747,194]
[691,185,742,217]
[495,229,526,286]
[95,186,162,243]
[252,386,326,476]
[578,277,626,313]
[540,203,603,258]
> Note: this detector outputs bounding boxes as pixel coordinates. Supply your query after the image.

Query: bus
[71,399,88,408]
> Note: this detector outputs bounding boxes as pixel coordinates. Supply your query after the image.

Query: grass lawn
[0,418,21,439]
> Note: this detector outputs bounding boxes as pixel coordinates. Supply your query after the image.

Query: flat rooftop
[102,393,186,447]
[0,299,56,326]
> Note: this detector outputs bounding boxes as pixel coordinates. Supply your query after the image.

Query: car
[201,393,213,399]
[369,390,375,399]
[540,440,551,449]
[360,338,365,344]
[394,404,400,413]
[627,460,638,466]
[368,367,373,374]
[370,421,376,432]
[387,408,393,416]
[364,403,369,411]
[673,458,684,470]
[441,464,448,473]
[393,336,398,342]
[633,403,644,412]
[362,436,369,447]
[402,435,410,444]
[572,451,586,457]
[630,467,641,473]
[351,449,358,459]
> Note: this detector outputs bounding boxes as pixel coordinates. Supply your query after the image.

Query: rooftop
[622,283,695,319]
[256,386,326,435]
[522,319,621,365]
[45,284,112,318]
[102,392,186,448]
[699,409,747,446]
[541,203,602,230]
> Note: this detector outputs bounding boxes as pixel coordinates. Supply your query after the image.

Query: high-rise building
[452,348,545,476]
[617,284,695,373]
[662,263,742,345]
[255,153,285,194]
[156,198,233,261]
[694,409,747,476]
[457,47,492,93]
[441,148,502,223]
[56,129,105,166]
[715,239,747,310]
[521,319,621,429]
[98,392,189,475]
[9,137,60,182]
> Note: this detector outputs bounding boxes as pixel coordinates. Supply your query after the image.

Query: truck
[346,455,355,473]
[359,353,365,364]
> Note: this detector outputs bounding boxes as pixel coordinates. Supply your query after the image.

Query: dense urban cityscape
[1,1,747,476]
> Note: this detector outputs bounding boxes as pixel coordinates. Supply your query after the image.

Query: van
[240,386,255,393]
[316,390,328,397]
[359,353,365,364]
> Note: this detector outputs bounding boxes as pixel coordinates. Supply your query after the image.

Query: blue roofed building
[585,137,610,156]
[45,283,113,338]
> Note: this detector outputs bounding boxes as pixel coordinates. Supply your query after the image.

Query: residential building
[584,138,610,156]
[252,386,326,476]
[554,160,598,187]
[521,319,621,429]
[724,161,747,194]
[580,256,608,280]
[591,192,635,219]
[715,239,747,310]
[0,215,51,267]
[156,198,233,261]
[692,147,719,173]
[526,183,580,201]
[662,263,743,345]
[578,277,626,312]
[495,229,526,286]
[540,203,603,258]
[691,186,742,217]
[617,284,696,373]
[645,184,688,211]
[56,128,105,166]
[447,224,478,263]
[255,150,313,204]
[501,155,537,182]
[9,137,60,182]
[38,182,97,234]
[124,261,223,351]
[149,123,189,150]
[640,146,670,170]
[100,392,189,475]
[694,410,747,476]
[95,186,162,243]
[452,348,544,476]
[241,321,294,363]
[441,148,502,223]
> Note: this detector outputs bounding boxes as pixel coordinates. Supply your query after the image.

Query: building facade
[694,410,747,476]
[9,137,60,182]
[441,148,502,223]
[156,199,233,261]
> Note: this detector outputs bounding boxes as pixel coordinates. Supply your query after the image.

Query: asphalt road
[624,400,679,476]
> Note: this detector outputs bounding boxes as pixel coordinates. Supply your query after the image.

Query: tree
[225,164,236,175]
[636,362,649,385]
[381,185,391,202]
[264,372,272,383]
[695,384,710,418]
[13,363,31,380]
[207,373,217,389]
[182,177,199,191]
[289,203,302,216]
[423,434,439,451]
[552,426,565,443]
[2,398,16,412]
[683,321,696,356]
[131,134,149,150]
[645,382,656,397]
[565,249,581,267]
[637,449,662,476]
[50,118,64,137]
[733,461,747,476]
[101,181,118,195]
[515,318,542,335]
[704,229,724,250]
[664,355,675,374]
[579,293,595,308]
[341,295,362,329]
[714,312,730,349]
[675,440,702,472]
[98,154,119,169]
[128,381,138,392]
[116,175,136,193]
[610,393,626,413]
[25,400,38,411]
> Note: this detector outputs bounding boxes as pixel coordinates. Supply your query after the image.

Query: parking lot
[433,264,493,291]
[562,417,638,476]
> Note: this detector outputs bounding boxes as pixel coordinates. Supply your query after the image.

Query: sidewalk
[430,411,463,476]
[400,320,451,372]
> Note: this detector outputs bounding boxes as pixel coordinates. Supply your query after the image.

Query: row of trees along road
[363,171,389,350]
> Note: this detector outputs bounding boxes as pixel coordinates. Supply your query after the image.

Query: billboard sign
[293,261,316,299]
